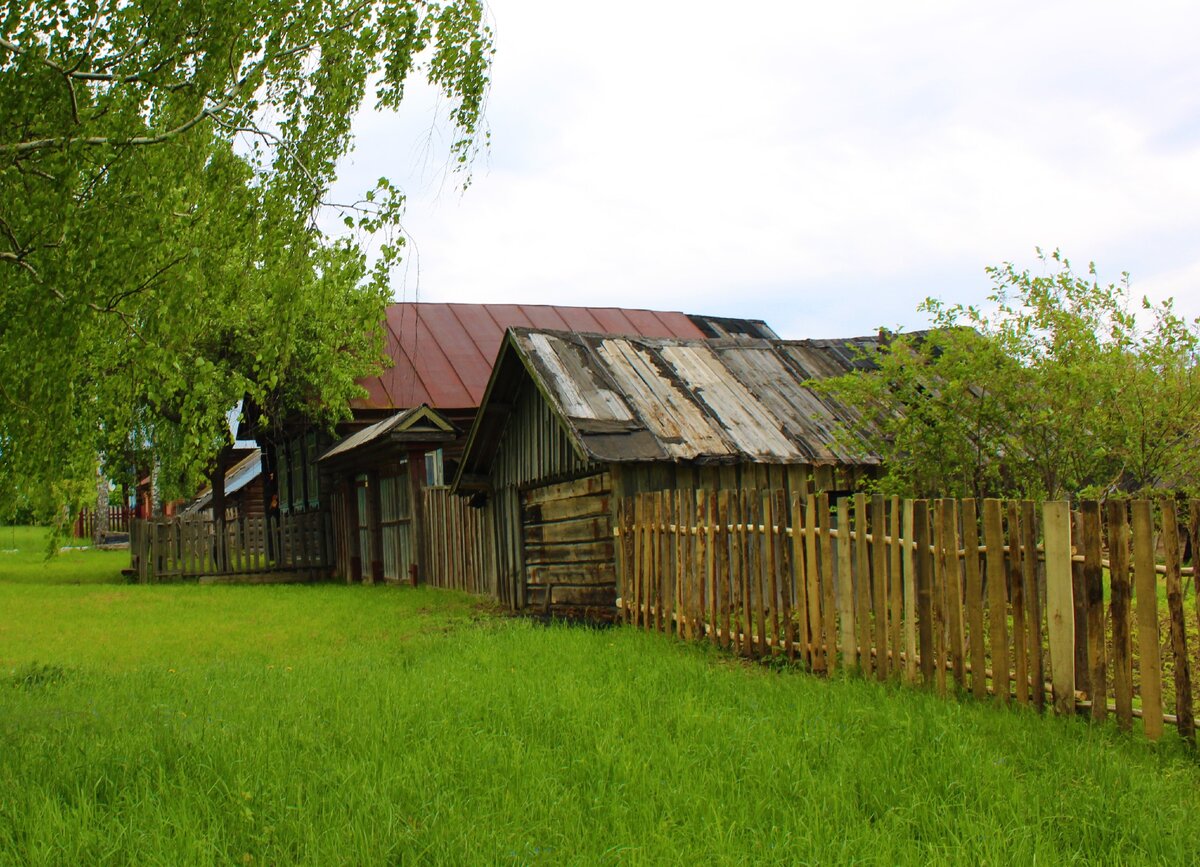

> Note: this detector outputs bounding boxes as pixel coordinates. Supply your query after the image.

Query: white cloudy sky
[325,0,1200,340]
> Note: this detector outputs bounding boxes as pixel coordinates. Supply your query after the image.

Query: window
[306,432,319,509]
[277,442,291,515]
[425,448,444,486]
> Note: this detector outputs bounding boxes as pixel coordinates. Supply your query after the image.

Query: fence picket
[789,493,805,663]
[1132,500,1164,740]
[871,495,888,680]
[889,496,903,680]
[1107,500,1133,731]
[1044,501,1075,716]
[854,493,872,677]
[838,497,856,670]
[902,499,917,684]
[1022,501,1045,711]
[1161,499,1194,744]
[944,498,966,690]
[962,499,986,700]
[819,494,837,675]
[1081,501,1106,722]
[1008,502,1029,705]
[983,500,1008,704]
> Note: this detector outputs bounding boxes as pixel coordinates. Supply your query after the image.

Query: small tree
[821,250,1200,499]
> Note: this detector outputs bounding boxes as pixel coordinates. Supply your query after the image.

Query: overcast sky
[324,0,1200,340]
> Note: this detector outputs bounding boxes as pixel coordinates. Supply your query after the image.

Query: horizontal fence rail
[614,491,1200,744]
[130,512,333,582]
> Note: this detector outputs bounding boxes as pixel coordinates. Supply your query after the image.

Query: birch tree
[0,1,492,519]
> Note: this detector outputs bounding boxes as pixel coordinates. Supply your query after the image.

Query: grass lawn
[0,526,128,585]
[2,535,1200,864]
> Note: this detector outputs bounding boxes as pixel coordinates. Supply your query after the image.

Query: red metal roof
[356,303,708,410]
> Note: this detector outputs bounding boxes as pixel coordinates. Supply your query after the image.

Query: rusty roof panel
[354,303,709,411]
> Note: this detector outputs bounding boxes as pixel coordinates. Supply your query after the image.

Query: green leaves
[0,1,492,511]
[821,250,1200,500]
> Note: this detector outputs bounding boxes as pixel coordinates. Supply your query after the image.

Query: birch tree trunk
[93,462,109,546]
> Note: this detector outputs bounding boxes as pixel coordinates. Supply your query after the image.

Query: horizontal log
[549,584,616,606]
[524,516,610,544]
[522,473,611,506]
[523,539,614,565]
[524,495,610,524]
[527,562,616,586]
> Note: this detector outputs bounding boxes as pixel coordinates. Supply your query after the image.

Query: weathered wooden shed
[453,328,885,616]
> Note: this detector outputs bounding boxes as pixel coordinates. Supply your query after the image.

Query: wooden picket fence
[130,512,333,582]
[74,505,134,538]
[614,491,1200,743]
[421,487,495,596]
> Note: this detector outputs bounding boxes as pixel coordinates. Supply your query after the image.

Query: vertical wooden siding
[421,487,495,596]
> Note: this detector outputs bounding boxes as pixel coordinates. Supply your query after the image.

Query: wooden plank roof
[354,303,728,411]
[456,329,886,483]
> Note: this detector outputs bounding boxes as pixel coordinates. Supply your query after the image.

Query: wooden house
[251,303,775,585]
[452,328,886,617]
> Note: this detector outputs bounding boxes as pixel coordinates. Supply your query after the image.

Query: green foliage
[821,250,1200,499]
[0,1,492,506]
[1,583,1199,863]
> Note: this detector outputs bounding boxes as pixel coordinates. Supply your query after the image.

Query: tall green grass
[0,525,127,585]
[3,577,1199,865]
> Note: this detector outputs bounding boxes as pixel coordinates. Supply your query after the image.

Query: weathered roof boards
[456,329,882,486]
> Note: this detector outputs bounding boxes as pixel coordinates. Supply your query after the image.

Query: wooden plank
[1081,501,1106,722]
[888,496,903,680]
[1070,511,1089,696]
[764,492,780,654]
[837,497,856,670]
[962,498,986,700]
[613,498,626,613]
[943,499,966,691]
[717,490,732,648]
[1008,502,1029,705]
[1161,499,1194,743]
[787,493,804,663]
[697,490,713,644]
[902,499,917,684]
[654,491,666,633]
[819,494,836,675]
[1132,500,1164,740]
[522,473,611,506]
[636,495,649,628]
[738,490,753,656]
[663,491,677,636]
[526,562,617,585]
[854,493,872,677]
[1022,501,1045,712]
[523,540,614,565]
[983,499,1008,704]
[1043,501,1076,717]
[805,493,822,671]
[913,501,934,686]
[523,494,611,524]
[871,495,888,680]
[932,499,947,696]
[1107,499,1133,732]
[750,493,767,655]
[524,516,612,544]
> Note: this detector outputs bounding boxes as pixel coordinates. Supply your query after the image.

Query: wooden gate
[520,472,615,614]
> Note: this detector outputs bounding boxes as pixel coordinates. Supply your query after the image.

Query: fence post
[1043,500,1075,716]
